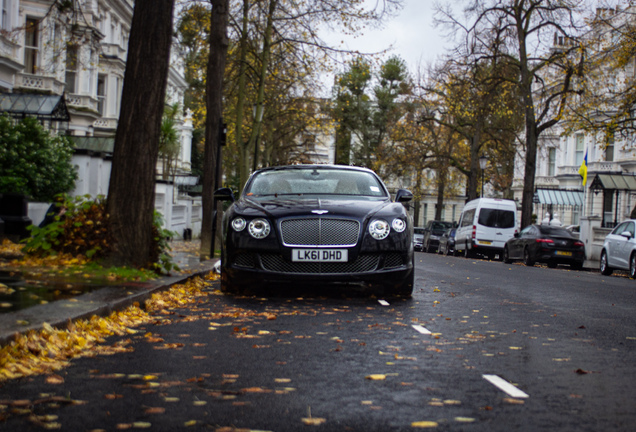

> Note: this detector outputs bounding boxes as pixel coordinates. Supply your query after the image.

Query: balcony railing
[66,94,99,113]
[15,73,65,94]
[93,117,118,130]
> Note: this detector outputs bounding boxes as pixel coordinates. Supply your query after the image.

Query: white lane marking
[482,374,529,399]
[378,300,390,306]
[412,324,432,335]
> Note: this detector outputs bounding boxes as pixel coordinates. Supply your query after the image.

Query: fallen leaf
[503,397,525,404]
[45,375,64,385]
[365,374,386,380]
[301,417,326,426]
[144,407,165,414]
[455,417,475,423]
[411,421,439,428]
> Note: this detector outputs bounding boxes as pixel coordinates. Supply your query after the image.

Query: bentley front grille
[280,218,360,247]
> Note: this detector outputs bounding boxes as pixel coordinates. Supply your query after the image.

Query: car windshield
[431,222,452,231]
[244,167,388,199]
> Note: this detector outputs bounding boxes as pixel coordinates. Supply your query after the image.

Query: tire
[220,272,250,295]
[392,271,414,298]
[523,248,535,266]
[503,246,512,264]
[630,253,636,279]
[445,245,451,256]
[600,250,613,276]
[464,247,473,259]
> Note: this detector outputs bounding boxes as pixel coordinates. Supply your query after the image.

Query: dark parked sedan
[423,220,453,253]
[438,228,456,256]
[214,165,415,297]
[503,224,585,269]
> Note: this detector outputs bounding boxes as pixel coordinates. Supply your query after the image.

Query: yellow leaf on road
[412,421,439,428]
[302,417,326,426]
[365,374,386,380]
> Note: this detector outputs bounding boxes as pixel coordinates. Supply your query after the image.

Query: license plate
[556,251,572,256]
[292,249,348,262]
[478,240,492,245]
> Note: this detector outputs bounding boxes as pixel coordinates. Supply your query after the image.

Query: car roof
[254,164,377,175]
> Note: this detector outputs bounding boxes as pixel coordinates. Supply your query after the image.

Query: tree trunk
[106,0,175,268]
[236,0,250,194]
[200,0,230,258]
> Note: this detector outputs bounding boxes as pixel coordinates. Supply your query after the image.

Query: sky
[321,0,453,73]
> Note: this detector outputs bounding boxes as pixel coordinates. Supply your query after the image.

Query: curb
[0,260,219,347]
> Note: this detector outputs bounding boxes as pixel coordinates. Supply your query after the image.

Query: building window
[575,134,584,166]
[1,0,10,31]
[24,18,39,74]
[65,45,78,93]
[97,74,106,115]
[548,148,556,176]
[452,204,457,222]
[606,135,614,162]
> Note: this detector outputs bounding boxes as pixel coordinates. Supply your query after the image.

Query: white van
[455,198,518,259]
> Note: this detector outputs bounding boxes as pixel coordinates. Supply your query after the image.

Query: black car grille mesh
[280,218,359,246]
[233,253,255,268]
[384,253,404,269]
[260,253,379,274]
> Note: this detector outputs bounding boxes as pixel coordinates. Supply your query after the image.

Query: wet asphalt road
[1,252,635,431]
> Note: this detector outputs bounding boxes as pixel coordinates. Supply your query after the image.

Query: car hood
[234,196,393,219]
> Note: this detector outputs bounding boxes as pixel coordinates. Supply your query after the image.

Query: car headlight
[248,218,271,239]
[369,219,390,240]
[231,217,247,232]
[392,219,406,233]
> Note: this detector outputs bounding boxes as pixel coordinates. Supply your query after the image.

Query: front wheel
[464,247,473,259]
[391,273,414,298]
[600,250,613,276]
[630,253,636,279]
[503,246,512,264]
[523,248,535,266]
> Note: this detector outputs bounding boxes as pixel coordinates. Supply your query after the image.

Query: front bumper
[224,251,413,289]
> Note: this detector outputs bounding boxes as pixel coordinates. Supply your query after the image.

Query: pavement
[0,240,219,347]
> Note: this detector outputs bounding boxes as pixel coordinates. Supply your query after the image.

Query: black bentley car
[214,165,415,297]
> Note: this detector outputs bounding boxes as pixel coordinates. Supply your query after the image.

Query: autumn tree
[438,0,586,228]
[106,0,175,268]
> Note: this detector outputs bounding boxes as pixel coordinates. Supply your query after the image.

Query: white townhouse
[0,0,199,237]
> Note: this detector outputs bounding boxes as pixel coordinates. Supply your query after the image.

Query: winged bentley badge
[311,210,329,215]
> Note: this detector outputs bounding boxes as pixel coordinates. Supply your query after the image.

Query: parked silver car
[600,219,636,278]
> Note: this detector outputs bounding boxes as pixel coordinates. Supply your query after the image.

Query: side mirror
[395,189,413,203]
[514,232,520,238]
[214,187,235,202]
[620,231,633,239]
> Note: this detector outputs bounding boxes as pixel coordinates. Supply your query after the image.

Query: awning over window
[70,136,115,153]
[0,93,70,121]
[534,188,583,206]
[590,173,636,191]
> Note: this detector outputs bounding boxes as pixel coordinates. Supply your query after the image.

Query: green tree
[0,115,77,202]
[158,103,181,181]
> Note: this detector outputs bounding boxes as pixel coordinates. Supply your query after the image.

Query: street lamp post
[479,155,488,198]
